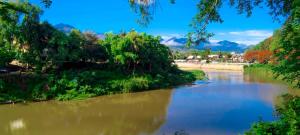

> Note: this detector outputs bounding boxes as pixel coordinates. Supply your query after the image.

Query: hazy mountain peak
[54,23,75,34]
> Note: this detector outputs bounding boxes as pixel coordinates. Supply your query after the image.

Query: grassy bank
[184,70,206,80]
[244,64,299,87]
[244,64,273,75]
[0,69,205,103]
[244,64,278,83]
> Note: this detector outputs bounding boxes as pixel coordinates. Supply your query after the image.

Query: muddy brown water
[0,71,293,135]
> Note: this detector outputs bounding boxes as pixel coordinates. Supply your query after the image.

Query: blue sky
[31,0,284,45]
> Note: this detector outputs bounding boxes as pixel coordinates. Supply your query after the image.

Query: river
[0,71,291,135]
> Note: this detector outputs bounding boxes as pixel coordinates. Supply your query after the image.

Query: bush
[46,69,201,101]
[0,48,16,67]
[109,76,150,93]
[187,70,207,80]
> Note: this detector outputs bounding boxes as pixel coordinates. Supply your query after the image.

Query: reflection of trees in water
[243,72,283,84]
[207,71,244,83]
[242,72,286,105]
[243,71,300,107]
[0,89,173,135]
[213,74,230,81]
[206,71,287,106]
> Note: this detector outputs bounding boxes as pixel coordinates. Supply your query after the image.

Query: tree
[273,2,300,87]
[83,31,99,45]
[244,51,258,63]
[20,21,70,71]
[102,31,173,74]
[244,50,273,64]
[0,1,41,67]
[203,48,211,61]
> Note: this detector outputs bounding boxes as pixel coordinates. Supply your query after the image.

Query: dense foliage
[272,3,300,88]
[102,31,173,74]
[0,69,203,102]
[0,1,205,103]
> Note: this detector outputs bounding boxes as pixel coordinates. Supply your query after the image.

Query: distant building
[187,56,195,60]
[174,59,186,63]
[208,55,219,58]
[174,52,245,63]
[231,53,244,63]
[200,60,207,63]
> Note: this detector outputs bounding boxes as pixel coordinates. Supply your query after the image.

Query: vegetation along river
[0,70,294,135]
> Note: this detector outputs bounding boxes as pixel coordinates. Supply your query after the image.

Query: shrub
[0,48,16,67]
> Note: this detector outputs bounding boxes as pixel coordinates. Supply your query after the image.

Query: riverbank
[176,62,247,71]
[0,69,205,104]
[244,64,300,88]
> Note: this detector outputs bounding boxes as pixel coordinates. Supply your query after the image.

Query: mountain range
[161,37,250,53]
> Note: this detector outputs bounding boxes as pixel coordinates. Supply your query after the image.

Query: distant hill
[161,37,250,53]
[54,23,105,39]
[54,23,75,34]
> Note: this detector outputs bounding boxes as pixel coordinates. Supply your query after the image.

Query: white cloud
[214,30,273,45]
[228,30,272,37]
[234,40,261,45]
[217,32,226,35]
[232,37,267,45]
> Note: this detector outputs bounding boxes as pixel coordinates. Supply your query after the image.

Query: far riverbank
[176,62,249,71]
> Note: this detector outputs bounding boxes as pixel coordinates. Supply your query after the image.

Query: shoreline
[176,62,246,72]
[0,69,205,104]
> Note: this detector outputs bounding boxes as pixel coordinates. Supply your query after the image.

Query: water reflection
[10,119,26,131]
[158,71,287,135]
[0,71,291,135]
[0,90,173,135]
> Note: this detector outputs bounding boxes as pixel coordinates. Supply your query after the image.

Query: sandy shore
[176,62,246,72]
